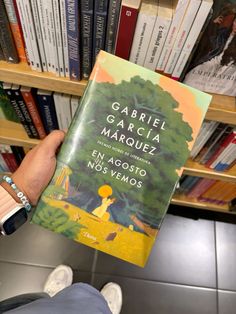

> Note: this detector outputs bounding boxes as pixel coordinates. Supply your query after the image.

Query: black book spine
[10,146,25,165]
[4,86,34,138]
[0,44,5,60]
[0,1,19,63]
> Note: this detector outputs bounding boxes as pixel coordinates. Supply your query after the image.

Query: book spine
[129,2,158,66]
[0,45,5,61]
[30,0,48,71]
[0,145,19,172]
[144,15,172,71]
[70,95,80,118]
[36,92,59,134]
[0,152,10,172]
[16,0,36,70]
[65,0,81,80]
[21,88,47,139]
[105,0,121,54]
[80,0,94,79]
[10,145,25,165]
[115,3,141,60]
[53,92,64,130]
[60,0,69,77]
[0,1,19,63]
[187,178,216,198]
[3,0,27,62]
[52,0,65,76]
[4,86,34,138]
[211,141,236,169]
[171,0,213,80]
[156,0,190,72]
[92,0,109,66]
[164,0,201,75]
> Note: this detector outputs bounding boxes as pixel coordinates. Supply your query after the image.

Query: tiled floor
[0,205,236,313]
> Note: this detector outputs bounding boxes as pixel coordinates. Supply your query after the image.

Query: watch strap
[0,185,22,220]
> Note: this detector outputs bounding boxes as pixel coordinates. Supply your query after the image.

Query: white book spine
[30,0,48,71]
[144,15,172,70]
[53,93,64,130]
[210,142,235,168]
[156,0,190,72]
[221,145,236,166]
[70,96,80,118]
[37,0,52,72]
[16,0,36,70]
[129,2,158,66]
[61,94,72,128]
[24,0,42,71]
[60,0,69,78]
[172,0,213,79]
[52,0,65,77]
[164,0,202,74]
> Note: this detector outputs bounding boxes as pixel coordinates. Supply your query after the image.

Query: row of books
[1,82,81,139]
[177,175,236,205]
[0,144,26,173]
[190,120,236,172]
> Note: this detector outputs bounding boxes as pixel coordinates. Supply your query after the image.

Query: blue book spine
[92,0,109,66]
[65,0,81,80]
[36,92,59,134]
[80,0,94,79]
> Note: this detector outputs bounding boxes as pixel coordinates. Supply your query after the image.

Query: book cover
[36,89,59,134]
[105,0,122,54]
[115,0,142,60]
[20,86,47,139]
[3,0,27,62]
[0,83,19,122]
[32,50,212,267]
[129,0,158,66]
[80,0,94,79]
[65,0,81,80]
[0,0,19,63]
[183,0,236,96]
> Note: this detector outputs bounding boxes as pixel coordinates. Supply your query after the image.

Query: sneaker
[100,282,122,314]
[43,264,73,297]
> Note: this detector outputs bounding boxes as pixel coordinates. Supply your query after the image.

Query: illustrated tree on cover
[58,76,193,229]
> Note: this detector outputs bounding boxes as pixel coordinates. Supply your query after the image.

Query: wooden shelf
[171,194,232,214]
[0,61,87,96]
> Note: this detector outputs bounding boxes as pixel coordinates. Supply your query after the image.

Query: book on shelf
[10,145,25,165]
[0,144,19,173]
[0,83,19,122]
[129,0,158,66]
[32,50,212,266]
[70,95,81,118]
[143,0,173,71]
[183,0,236,96]
[105,0,122,54]
[0,0,19,63]
[186,178,216,199]
[80,0,94,79]
[0,152,10,173]
[60,0,69,77]
[114,0,142,60]
[3,0,27,62]
[53,93,72,131]
[211,136,236,171]
[0,45,4,61]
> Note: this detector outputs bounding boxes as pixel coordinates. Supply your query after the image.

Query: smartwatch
[0,185,28,235]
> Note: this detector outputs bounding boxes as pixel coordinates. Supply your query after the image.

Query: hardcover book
[32,51,212,266]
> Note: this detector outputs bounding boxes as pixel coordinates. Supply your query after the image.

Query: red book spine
[21,89,47,139]
[0,146,18,172]
[187,178,216,198]
[115,5,139,60]
[205,131,236,167]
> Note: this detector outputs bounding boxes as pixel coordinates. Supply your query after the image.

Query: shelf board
[183,159,236,183]
[0,61,87,96]
[171,194,232,214]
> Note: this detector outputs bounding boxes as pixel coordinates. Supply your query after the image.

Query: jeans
[0,283,112,314]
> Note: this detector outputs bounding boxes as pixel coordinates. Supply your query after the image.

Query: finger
[40,130,66,154]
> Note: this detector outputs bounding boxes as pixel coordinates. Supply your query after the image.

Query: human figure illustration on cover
[92,185,116,220]
[184,2,236,96]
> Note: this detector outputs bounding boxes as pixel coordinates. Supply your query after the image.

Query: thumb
[40,130,66,154]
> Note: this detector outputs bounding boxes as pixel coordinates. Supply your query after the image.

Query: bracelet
[2,176,31,212]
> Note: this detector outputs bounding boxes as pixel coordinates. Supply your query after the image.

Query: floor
[0,205,236,314]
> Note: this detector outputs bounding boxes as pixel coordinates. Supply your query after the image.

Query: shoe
[43,264,73,297]
[100,282,122,314]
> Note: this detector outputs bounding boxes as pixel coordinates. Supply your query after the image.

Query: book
[115,0,142,60]
[3,0,27,62]
[70,95,81,118]
[10,145,25,165]
[53,93,72,130]
[32,50,212,266]
[20,86,47,139]
[36,89,59,134]
[0,83,19,122]
[92,0,109,66]
[143,0,173,71]
[129,0,158,66]
[0,144,19,172]
[0,0,19,63]
[80,0,94,79]
[156,0,190,73]
[60,0,69,77]
[105,0,122,54]
[171,0,213,80]
[186,178,216,198]
[65,0,81,80]
[0,153,10,172]
[0,45,5,60]
[183,0,236,96]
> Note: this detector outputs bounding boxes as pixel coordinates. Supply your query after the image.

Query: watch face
[2,208,28,235]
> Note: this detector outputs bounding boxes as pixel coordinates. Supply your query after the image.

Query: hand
[12,130,65,205]
[213,15,224,24]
